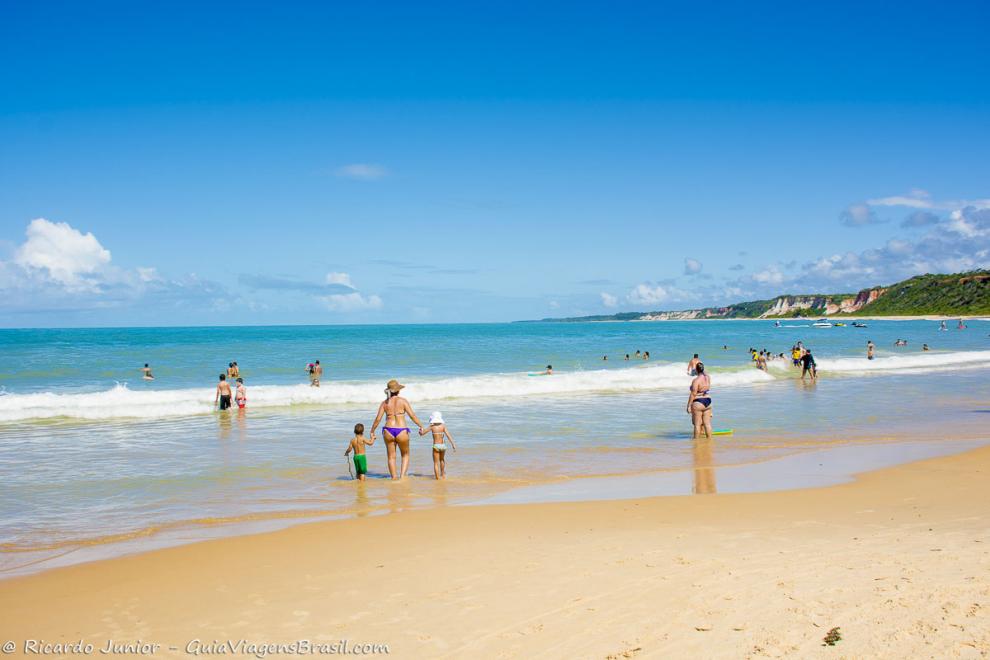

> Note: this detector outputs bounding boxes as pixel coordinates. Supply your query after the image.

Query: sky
[1,0,988,327]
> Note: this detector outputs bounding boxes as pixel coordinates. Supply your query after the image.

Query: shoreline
[3,444,989,657]
[4,434,986,580]
[536,314,990,323]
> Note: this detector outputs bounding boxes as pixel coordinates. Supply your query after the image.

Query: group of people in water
[214,362,247,411]
[139,318,979,479]
[345,379,457,481]
[599,350,652,362]
[743,344,817,379]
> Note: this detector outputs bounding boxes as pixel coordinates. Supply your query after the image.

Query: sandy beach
[2,445,988,658]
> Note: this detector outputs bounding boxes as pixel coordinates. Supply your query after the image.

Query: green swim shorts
[353,454,368,475]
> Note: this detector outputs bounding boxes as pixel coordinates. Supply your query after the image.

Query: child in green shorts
[344,423,374,481]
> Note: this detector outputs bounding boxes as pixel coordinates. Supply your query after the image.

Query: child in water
[235,377,247,409]
[419,411,457,480]
[344,423,375,481]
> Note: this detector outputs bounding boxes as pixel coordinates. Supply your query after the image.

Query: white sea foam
[816,349,990,374]
[0,364,773,422]
[2,351,987,423]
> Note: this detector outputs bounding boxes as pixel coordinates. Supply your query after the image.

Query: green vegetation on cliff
[532,270,990,322]
[850,271,990,316]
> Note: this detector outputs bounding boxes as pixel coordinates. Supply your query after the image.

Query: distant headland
[530,271,990,322]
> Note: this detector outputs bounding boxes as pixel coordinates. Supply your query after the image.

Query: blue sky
[1,1,988,326]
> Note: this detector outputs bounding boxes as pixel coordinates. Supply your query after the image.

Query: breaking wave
[2,350,988,423]
[0,364,772,422]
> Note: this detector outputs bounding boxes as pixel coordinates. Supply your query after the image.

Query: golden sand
[2,446,989,658]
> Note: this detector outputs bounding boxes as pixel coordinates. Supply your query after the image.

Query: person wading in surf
[370,379,425,480]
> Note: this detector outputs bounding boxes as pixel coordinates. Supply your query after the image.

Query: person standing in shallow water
[141,363,154,380]
[215,374,232,411]
[371,379,425,480]
[687,362,713,440]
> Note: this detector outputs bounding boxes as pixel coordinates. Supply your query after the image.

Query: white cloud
[548,300,560,309]
[866,190,990,212]
[867,189,933,209]
[334,163,388,181]
[901,211,940,228]
[730,205,990,298]
[683,258,703,275]
[325,271,354,288]
[885,238,912,256]
[945,207,990,238]
[137,267,161,282]
[14,218,111,291]
[320,292,384,311]
[0,218,233,318]
[839,203,883,227]
[600,292,618,308]
[627,283,671,305]
[751,265,785,285]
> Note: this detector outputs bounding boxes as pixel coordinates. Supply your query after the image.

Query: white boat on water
[812,319,833,327]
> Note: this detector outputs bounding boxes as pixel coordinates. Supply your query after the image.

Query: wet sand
[2,445,989,658]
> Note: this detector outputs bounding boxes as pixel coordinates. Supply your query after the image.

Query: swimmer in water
[754,351,766,371]
[643,351,650,361]
[541,365,553,375]
[687,354,700,376]
[923,343,930,351]
[344,423,374,481]
[235,377,247,409]
[867,340,875,360]
[370,379,425,480]
[141,363,154,380]
[686,362,713,439]
[800,350,817,381]
[215,374,232,411]
[419,411,457,480]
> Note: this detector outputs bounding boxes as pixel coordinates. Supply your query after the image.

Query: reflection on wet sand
[429,479,449,508]
[352,481,371,517]
[217,411,233,441]
[235,408,248,441]
[693,438,716,494]
[385,480,412,514]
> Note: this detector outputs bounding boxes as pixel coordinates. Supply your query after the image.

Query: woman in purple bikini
[370,379,425,480]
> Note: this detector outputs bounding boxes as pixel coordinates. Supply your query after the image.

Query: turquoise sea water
[1,319,989,575]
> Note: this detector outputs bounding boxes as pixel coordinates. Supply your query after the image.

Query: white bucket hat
[428,411,444,425]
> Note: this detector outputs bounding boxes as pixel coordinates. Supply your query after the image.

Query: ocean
[1,319,988,576]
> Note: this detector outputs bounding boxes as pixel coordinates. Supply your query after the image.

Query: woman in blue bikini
[686,362,713,440]
[371,379,425,480]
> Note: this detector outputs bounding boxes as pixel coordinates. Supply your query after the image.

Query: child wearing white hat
[419,411,457,480]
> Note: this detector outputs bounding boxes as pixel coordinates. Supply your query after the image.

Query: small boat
[833,322,846,327]
[851,321,867,328]
[812,319,832,328]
